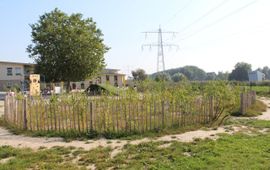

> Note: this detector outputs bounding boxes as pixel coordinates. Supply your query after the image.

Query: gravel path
[0,98,269,158]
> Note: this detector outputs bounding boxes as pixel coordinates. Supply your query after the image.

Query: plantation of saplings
[4,81,241,138]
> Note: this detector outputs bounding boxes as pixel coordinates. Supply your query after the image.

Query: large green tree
[258,66,270,80]
[27,8,108,91]
[132,69,147,81]
[229,62,252,81]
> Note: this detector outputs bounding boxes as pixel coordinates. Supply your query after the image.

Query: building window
[72,83,76,89]
[114,75,118,81]
[81,83,85,89]
[7,82,12,88]
[15,67,22,76]
[7,68,13,76]
[106,75,110,81]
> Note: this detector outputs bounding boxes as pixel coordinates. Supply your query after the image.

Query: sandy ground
[256,97,270,120]
[0,98,269,158]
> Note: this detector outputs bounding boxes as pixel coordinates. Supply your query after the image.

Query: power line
[178,0,229,33]
[142,26,178,72]
[181,0,258,40]
[163,0,193,27]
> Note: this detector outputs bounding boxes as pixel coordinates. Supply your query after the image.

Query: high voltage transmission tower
[142,26,178,72]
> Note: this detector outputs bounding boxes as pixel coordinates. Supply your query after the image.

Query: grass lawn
[243,85,270,97]
[1,119,270,170]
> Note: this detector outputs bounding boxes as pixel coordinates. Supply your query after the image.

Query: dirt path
[0,98,269,158]
[256,97,270,120]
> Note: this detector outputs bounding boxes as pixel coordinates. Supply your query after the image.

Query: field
[244,85,270,97]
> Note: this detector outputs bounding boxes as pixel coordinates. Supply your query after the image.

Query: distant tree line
[132,62,270,82]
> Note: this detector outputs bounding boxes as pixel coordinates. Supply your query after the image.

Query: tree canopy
[132,69,147,81]
[258,66,270,80]
[152,65,207,81]
[171,73,187,82]
[27,8,108,90]
[228,62,252,81]
[154,72,171,82]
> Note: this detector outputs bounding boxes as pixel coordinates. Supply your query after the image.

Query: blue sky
[1,0,270,75]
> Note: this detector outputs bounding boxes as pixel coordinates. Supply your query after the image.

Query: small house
[248,70,265,82]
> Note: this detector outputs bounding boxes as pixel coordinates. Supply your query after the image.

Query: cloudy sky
[1,0,269,75]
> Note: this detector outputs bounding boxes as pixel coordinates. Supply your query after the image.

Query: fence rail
[4,95,220,135]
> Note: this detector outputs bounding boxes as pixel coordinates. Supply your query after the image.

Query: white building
[248,70,265,82]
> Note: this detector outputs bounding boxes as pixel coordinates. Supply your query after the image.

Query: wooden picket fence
[240,91,256,114]
[4,95,219,135]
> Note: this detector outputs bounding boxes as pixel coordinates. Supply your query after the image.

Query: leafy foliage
[229,62,252,81]
[257,66,270,80]
[171,73,187,82]
[154,72,171,82]
[131,68,147,81]
[152,65,207,81]
[27,8,108,90]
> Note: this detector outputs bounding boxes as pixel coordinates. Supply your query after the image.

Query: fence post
[240,93,245,114]
[162,100,165,128]
[4,95,7,121]
[90,101,93,131]
[23,97,27,130]
[209,96,214,121]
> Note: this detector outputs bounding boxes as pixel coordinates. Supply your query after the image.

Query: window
[114,75,118,81]
[81,83,85,89]
[106,75,110,81]
[7,82,12,88]
[7,68,12,76]
[72,83,76,89]
[15,67,22,76]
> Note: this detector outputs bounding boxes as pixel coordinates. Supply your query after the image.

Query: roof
[0,61,36,66]
[249,70,265,75]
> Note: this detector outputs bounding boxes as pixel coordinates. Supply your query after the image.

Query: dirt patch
[256,99,270,120]
[0,157,14,164]
[0,126,241,158]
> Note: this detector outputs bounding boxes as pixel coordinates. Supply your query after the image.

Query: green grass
[243,85,270,97]
[1,113,270,169]
[225,118,270,129]
[111,133,270,169]
[1,130,270,170]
